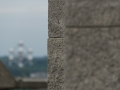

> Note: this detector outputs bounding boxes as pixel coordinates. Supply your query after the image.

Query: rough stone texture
[65,28,120,90]
[48,0,65,90]
[0,61,16,88]
[66,0,120,26]
[48,38,65,90]
[48,0,65,37]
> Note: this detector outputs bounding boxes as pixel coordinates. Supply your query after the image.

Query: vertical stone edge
[48,0,65,38]
[47,38,65,90]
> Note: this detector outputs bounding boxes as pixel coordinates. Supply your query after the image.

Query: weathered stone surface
[65,28,120,90]
[49,0,65,37]
[66,0,120,26]
[0,61,16,88]
[48,38,65,90]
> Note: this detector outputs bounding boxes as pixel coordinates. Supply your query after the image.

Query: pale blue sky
[0,0,48,57]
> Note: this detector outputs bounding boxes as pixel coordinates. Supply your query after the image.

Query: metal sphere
[28,48,33,54]
[18,48,24,54]
[9,48,14,53]
[9,55,14,60]
[28,56,33,61]
[18,40,24,46]
[18,63,24,68]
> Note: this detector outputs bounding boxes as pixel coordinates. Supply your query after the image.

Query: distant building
[30,72,47,79]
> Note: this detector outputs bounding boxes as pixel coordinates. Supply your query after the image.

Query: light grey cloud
[0,0,47,13]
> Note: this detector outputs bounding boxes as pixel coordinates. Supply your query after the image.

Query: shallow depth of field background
[0,0,48,78]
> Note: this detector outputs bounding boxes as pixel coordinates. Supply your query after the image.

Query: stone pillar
[65,1,120,90]
[48,0,65,90]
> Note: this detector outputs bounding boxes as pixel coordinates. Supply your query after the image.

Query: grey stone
[48,0,65,37]
[65,28,120,90]
[48,38,65,90]
[0,61,16,88]
[66,0,120,26]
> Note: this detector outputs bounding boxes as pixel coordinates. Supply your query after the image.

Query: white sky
[0,0,48,57]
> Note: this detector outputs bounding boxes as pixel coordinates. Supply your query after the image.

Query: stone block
[48,38,65,90]
[65,28,120,90]
[49,0,65,37]
[0,61,16,88]
[66,0,120,26]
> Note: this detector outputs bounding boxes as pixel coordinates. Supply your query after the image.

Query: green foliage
[0,56,47,77]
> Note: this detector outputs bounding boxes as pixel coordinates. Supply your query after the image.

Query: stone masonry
[48,0,65,90]
[0,61,16,89]
[65,0,120,90]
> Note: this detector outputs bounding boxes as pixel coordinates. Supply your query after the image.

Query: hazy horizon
[0,0,48,57]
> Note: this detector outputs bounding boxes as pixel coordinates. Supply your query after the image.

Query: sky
[0,0,48,57]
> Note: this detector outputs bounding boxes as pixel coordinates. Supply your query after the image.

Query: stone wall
[48,0,65,90]
[0,61,16,89]
[65,0,120,90]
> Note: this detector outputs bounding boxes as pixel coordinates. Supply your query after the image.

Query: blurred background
[0,0,48,79]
